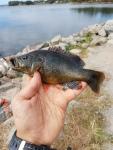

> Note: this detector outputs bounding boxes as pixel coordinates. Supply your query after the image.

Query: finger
[0,99,4,106]
[22,74,32,87]
[64,82,87,102]
[55,84,63,90]
[18,72,42,99]
[0,98,10,106]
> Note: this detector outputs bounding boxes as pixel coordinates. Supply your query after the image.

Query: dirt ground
[85,43,113,97]
[85,43,113,149]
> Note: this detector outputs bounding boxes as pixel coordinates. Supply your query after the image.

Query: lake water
[0,3,113,57]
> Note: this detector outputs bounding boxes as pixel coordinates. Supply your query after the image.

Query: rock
[88,24,102,34]
[81,43,89,49]
[0,58,9,77]
[0,108,7,123]
[98,28,107,37]
[90,36,107,46]
[107,39,113,45]
[62,35,74,44]
[22,45,31,54]
[57,42,68,50]
[7,68,22,78]
[3,117,14,127]
[79,30,85,37]
[69,41,77,46]
[74,36,83,42]
[41,47,50,51]
[73,33,79,37]
[41,42,50,48]
[104,20,113,33]
[51,35,62,44]
[70,49,81,55]
[79,28,89,37]
[16,51,24,56]
[108,33,113,40]
[22,42,49,54]
[0,105,12,123]
[0,71,3,78]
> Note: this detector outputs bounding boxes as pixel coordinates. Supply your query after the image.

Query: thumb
[19,72,42,99]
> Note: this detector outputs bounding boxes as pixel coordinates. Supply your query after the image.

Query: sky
[0,0,9,5]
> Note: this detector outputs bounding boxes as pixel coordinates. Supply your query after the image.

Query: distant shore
[8,0,113,6]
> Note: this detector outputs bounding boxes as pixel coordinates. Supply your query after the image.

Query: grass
[53,88,113,150]
[65,43,88,57]
[80,32,92,44]
[65,32,92,57]
[0,117,14,150]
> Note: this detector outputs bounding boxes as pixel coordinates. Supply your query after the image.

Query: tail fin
[86,69,105,93]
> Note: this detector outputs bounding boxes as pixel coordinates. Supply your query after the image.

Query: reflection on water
[0,4,113,57]
[72,7,113,16]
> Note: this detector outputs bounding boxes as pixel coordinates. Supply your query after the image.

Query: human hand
[11,72,86,145]
[0,98,10,113]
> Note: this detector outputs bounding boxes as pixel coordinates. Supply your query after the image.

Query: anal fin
[63,81,81,90]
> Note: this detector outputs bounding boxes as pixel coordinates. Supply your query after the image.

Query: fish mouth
[9,57,20,70]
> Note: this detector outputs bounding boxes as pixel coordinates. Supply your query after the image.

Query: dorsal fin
[48,46,85,67]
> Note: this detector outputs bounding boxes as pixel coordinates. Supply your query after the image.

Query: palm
[12,72,86,145]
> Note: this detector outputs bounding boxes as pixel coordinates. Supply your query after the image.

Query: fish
[9,48,105,93]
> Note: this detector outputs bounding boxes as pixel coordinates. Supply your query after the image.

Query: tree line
[8,0,113,6]
[8,1,36,6]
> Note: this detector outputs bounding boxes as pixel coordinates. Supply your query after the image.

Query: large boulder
[108,33,113,40]
[90,35,107,46]
[88,24,102,34]
[98,28,107,37]
[104,20,113,33]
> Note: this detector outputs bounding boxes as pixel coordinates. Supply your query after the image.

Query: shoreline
[1,2,113,7]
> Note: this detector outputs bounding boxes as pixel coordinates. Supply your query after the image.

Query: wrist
[16,130,53,146]
[9,131,51,150]
[17,131,41,145]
